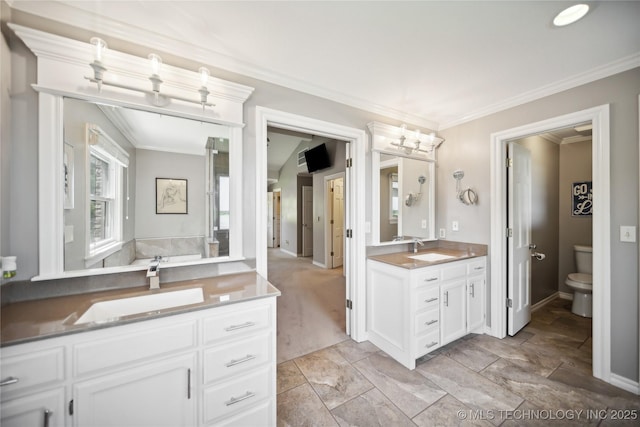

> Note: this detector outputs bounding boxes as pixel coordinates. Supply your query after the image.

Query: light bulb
[90,37,107,62]
[400,124,407,136]
[148,53,162,76]
[415,129,421,141]
[553,4,589,27]
[199,67,210,87]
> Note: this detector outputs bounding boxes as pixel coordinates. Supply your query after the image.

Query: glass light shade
[199,67,210,86]
[553,4,589,27]
[148,53,162,76]
[90,37,107,62]
[415,129,421,141]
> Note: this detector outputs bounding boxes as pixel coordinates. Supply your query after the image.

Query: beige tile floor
[277,299,640,426]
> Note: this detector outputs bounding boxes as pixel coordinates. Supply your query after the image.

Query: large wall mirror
[368,121,438,245]
[62,98,235,273]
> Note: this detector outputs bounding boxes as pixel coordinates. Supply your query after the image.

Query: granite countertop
[368,246,487,269]
[1,272,280,347]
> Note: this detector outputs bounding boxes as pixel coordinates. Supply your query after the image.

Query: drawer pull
[425,319,438,326]
[424,277,438,282]
[474,266,484,270]
[225,391,256,406]
[425,341,438,348]
[224,321,256,332]
[44,409,52,427]
[444,291,449,307]
[469,283,475,297]
[0,376,19,386]
[424,297,438,303]
[225,354,256,367]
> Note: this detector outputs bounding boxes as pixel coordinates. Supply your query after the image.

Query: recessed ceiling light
[553,4,590,27]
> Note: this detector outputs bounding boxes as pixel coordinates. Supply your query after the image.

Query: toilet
[565,245,593,318]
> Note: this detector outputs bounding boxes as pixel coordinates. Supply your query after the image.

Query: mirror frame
[10,24,254,280]
[368,122,437,246]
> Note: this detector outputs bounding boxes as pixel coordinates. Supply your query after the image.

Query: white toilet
[565,245,593,318]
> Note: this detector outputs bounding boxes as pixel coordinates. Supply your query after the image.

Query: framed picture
[63,142,74,209]
[156,178,188,214]
[572,181,592,216]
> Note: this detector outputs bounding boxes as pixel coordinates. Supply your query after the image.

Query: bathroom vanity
[0,272,279,427]
[367,247,487,369]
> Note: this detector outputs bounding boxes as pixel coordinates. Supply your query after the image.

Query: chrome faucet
[412,238,424,253]
[147,256,162,289]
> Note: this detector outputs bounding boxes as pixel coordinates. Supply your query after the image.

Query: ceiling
[9,1,640,132]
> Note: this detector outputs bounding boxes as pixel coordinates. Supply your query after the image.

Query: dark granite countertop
[1,272,280,347]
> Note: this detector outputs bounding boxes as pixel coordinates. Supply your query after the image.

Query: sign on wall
[572,181,592,216]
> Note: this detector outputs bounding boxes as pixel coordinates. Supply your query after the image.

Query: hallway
[267,249,347,363]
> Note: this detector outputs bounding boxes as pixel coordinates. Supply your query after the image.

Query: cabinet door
[74,354,195,427]
[1,388,65,427]
[440,280,466,345]
[467,276,485,333]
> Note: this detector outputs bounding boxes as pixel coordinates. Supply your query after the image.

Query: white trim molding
[489,104,611,384]
[255,107,368,342]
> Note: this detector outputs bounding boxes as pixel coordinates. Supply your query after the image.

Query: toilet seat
[565,273,593,292]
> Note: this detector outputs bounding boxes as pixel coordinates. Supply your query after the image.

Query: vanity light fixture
[390,124,444,155]
[553,4,589,27]
[86,37,215,110]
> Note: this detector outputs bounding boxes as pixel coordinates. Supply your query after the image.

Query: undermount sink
[75,287,205,325]
[409,252,456,262]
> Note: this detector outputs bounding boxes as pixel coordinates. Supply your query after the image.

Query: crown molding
[439,53,640,130]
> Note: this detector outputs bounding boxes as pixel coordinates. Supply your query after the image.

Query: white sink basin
[409,253,456,262]
[75,288,204,325]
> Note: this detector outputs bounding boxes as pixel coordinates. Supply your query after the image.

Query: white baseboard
[279,248,298,258]
[531,292,560,312]
[312,260,327,269]
[609,373,640,395]
[558,291,574,300]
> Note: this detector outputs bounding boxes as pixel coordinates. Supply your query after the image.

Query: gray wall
[559,141,593,293]
[1,32,10,266]
[516,135,560,305]
[135,149,205,239]
[439,68,639,382]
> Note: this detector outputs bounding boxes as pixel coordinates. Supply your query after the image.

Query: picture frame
[571,181,592,216]
[156,178,188,214]
[63,142,74,209]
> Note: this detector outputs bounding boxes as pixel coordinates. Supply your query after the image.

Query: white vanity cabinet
[367,256,486,369]
[0,296,277,427]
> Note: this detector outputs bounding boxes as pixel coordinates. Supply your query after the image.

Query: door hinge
[506,157,513,168]
[506,298,513,308]
[346,158,353,168]
[346,299,353,309]
[506,228,513,238]
[330,251,334,256]
[346,229,353,238]
[330,219,334,224]
[68,399,74,415]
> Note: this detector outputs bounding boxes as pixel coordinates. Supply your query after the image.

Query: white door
[0,389,65,427]
[507,142,532,336]
[274,190,281,247]
[302,186,313,257]
[331,178,344,268]
[266,192,274,248]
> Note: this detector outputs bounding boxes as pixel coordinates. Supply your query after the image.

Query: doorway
[255,107,368,341]
[489,104,611,383]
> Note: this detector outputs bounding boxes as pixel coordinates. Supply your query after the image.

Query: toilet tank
[574,245,593,274]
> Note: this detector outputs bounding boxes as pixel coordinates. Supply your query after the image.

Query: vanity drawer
[203,304,272,345]
[415,287,440,311]
[468,258,486,275]
[0,347,65,398]
[203,366,272,423]
[415,331,440,357]
[441,262,467,281]
[204,333,272,384]
[415,308,440,335]
[412,269,441,288]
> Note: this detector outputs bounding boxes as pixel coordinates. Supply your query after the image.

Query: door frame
[255,107,367,341]
[489,104,610,382]
[324,172,346,269]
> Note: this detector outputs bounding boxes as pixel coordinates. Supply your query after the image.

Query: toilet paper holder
[531,252,546,261]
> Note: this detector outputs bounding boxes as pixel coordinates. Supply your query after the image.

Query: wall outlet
[421,219,427,229]
[439,228,446,238]
[452,220,459,232]
[620,226,636,242]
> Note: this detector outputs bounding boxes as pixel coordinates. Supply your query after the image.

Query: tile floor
[277,298,640,426]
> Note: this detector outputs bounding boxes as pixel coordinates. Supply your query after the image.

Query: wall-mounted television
[304,143,331,173]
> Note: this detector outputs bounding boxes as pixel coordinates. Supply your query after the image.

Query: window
[85,124,128,264]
